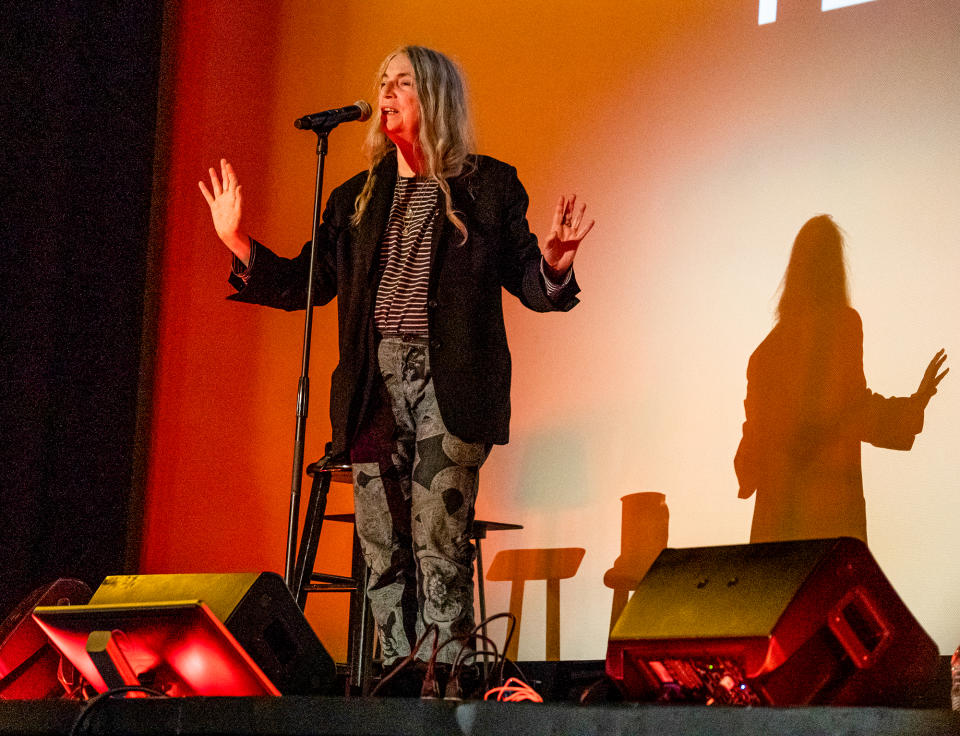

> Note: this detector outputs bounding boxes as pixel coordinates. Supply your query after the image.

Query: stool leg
[292,472,332,609]
[347,531,375,695]
[475,538,489,678]
[357,566,375,696]
[505,580,525,662]
[546,578,560,661]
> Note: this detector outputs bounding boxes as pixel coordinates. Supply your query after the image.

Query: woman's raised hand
[915,348,949,407]
[541,194,595,280]
[199,158,250,265]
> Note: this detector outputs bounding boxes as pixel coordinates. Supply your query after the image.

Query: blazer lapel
[429,161,478,292]
[355,154,398,280]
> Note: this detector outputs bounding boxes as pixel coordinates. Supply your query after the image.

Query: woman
[734,215,946,544]
[199,46,593,681]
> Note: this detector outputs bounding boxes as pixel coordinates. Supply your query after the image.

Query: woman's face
[378,53,420,147]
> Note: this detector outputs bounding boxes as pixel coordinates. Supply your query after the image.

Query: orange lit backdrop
[143,0,960,661]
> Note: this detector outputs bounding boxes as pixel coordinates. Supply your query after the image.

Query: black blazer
[229,153,580,454]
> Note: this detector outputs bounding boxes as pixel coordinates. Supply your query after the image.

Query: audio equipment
[606,537,939,706]
[36,572,334,696]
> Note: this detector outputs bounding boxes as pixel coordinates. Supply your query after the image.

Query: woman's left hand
[915,348,949,407]
[541,194,595,280]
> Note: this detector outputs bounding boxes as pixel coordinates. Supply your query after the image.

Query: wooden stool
[486,547,585,661]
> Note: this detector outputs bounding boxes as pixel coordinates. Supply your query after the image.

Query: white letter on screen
[761,0,879,24]
[758,0,778,24]
[822,0,877,10]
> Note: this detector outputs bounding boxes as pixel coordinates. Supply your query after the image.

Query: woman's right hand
[199,158,250,266]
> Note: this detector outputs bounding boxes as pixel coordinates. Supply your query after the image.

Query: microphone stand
[284,128,330,590]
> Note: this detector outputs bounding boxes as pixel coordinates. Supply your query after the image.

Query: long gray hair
[351,46,476,241]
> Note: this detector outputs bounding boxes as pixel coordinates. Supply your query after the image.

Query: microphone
[294,100,372,131]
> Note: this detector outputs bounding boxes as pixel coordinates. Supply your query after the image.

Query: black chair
[291,444,523,690]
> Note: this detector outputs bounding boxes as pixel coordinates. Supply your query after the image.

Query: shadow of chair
[486,547,585,661]
[603,492,669,631]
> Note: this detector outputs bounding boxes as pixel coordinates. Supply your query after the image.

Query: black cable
[69,686,168,736]
[419,626,443,698]
[368,624,440,697]
[445,632,500,699]
[370,612,522,700]
[433,612,518,699]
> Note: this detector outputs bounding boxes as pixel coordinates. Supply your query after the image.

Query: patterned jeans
[350,337,490,665]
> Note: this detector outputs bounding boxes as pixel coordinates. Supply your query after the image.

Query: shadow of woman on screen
[734,215,948,544]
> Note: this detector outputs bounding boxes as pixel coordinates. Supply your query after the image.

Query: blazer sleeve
[497,164,580,313]
[226,200,341,312]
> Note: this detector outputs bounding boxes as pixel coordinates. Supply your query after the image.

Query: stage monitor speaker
[606,537,940,706]
[87,572,335,695]
[0,578,91,699]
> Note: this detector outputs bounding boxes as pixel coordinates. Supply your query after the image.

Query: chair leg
[505,580,525,662]
[357,567,375,695]
[346,531,375,695]
[475,540,491,678]
[292,472,331,610]
[545,578,560,661]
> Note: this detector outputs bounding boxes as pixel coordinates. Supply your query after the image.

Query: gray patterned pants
[350,337,489,665]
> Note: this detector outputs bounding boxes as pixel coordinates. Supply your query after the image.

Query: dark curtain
[0,3,164,619]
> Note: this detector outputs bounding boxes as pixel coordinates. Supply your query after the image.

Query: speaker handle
[828,585,892,669]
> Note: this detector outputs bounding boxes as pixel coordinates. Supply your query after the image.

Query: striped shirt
[374,176,440,337]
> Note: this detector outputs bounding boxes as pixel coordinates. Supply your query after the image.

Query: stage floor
[3,696,959,736]
[2,659,957,735]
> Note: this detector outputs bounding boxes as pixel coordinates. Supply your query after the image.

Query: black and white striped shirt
[374,176,440,337]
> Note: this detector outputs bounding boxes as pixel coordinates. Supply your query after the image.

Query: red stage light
[32,601,280,697]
